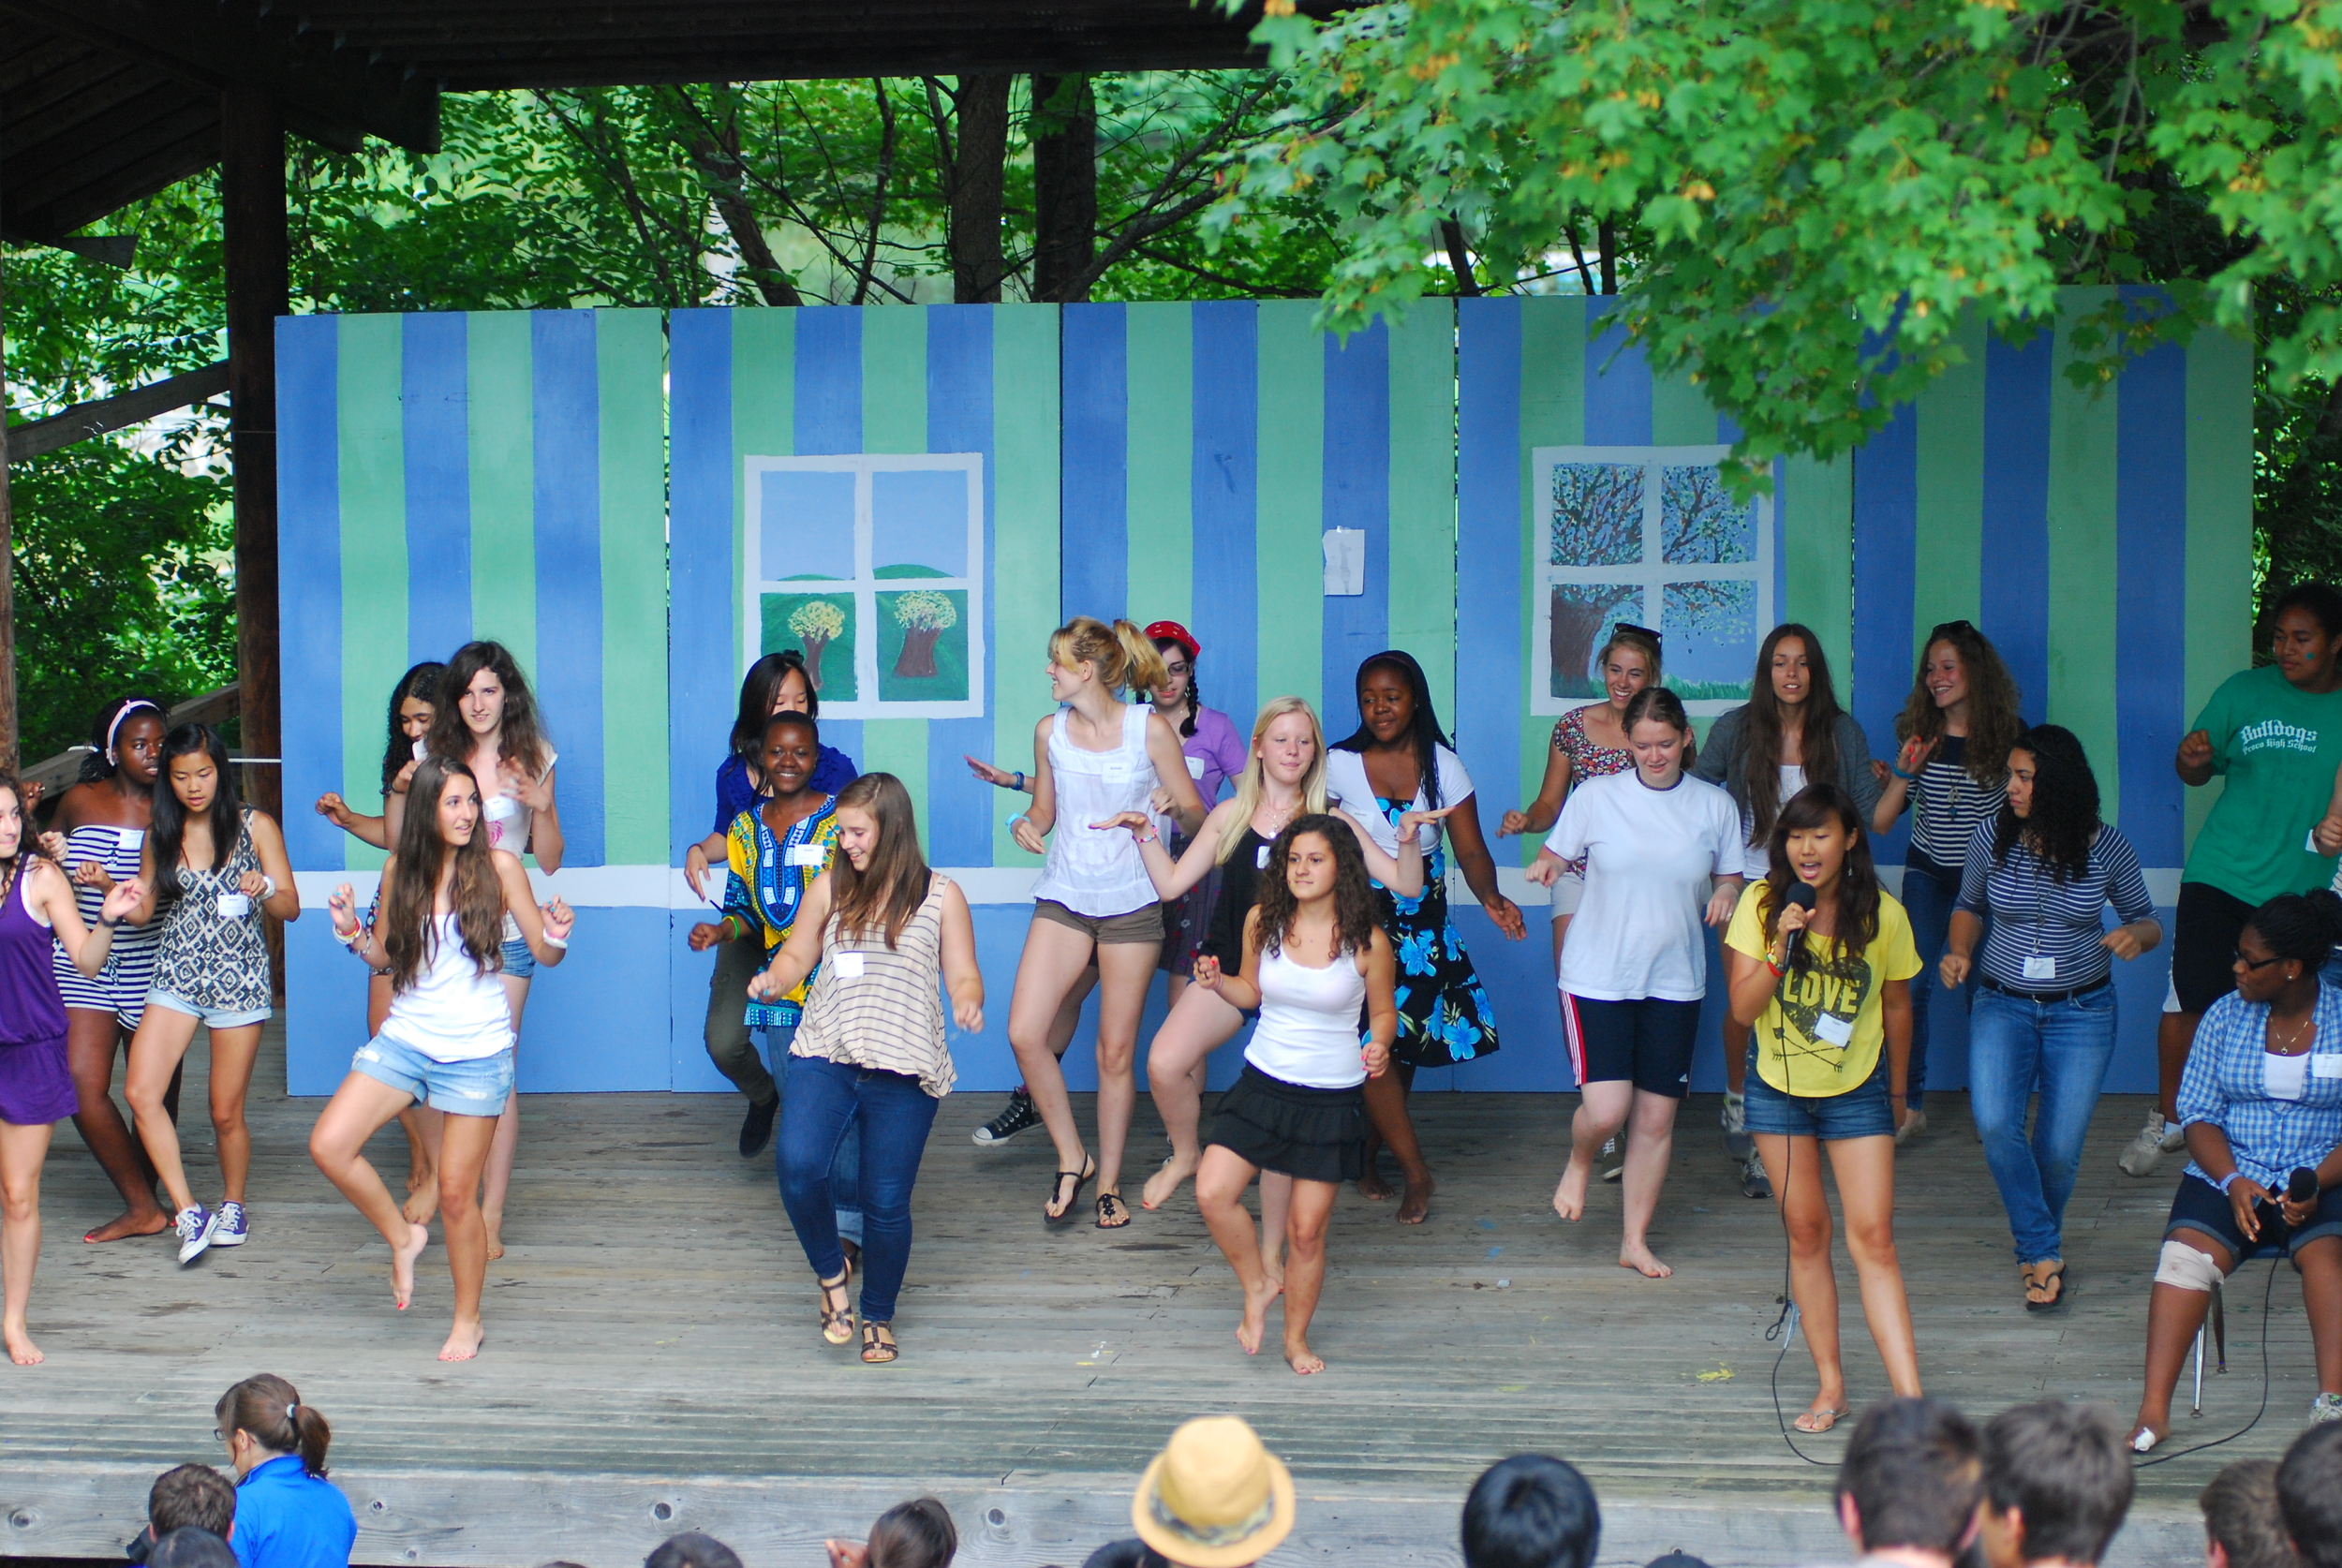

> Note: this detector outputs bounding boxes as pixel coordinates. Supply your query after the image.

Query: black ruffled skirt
[1206,1063,1366,1184]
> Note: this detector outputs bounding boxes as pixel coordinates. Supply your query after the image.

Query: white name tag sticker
[1186,755,1207,779]
[1256,845,1272,869]
[787,844,828,868]
[1813,1013,1855,1047]
[833,952,866,979]
[2315,1055,2342,1079]
[215,893,251,919]
[2023,955,2058,982]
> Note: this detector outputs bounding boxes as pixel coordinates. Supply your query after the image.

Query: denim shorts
[1742,1047,1895,1141]
[2166,1170,2342,1264]
[500,934,537,979]
[351,1036,515,1116]
[146,988,272,1029]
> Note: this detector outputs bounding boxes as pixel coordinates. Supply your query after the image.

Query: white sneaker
[2118,1113,2169,1177]
[1895,1108,1928,1146]
[1721,1092,1752,1161]
[2312,1392,2342,1426]
[174,1205,219,1265]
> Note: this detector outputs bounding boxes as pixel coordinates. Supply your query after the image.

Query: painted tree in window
[1657,465,1755,652]
[1549,463,1644,693]
[788,600,846,689]
[891,590,957,678]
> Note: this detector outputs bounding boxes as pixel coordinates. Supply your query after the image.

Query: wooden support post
[0,249,18,776]
[222,86,284,821]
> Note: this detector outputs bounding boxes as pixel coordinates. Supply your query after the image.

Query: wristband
[1890,763,1919,782]
[2216,1171,2239,1195]
[541,934,569,950]
[99,913,122,929]
[1135,829,1157,845]
[259,874,278,901]
[1765,956,1785,977]
[1013,771,1025,791]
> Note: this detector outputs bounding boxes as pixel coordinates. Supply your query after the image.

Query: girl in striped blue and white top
[1941,725,2162,1309]
[1870,622,2024,1140]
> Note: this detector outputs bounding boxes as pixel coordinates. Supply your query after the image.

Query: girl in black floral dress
[1325,651,1526,1221]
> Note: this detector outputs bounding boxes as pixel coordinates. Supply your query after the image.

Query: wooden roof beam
[0,0,440,154]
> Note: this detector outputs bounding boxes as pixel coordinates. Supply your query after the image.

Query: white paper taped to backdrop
[1323,528,1366,596]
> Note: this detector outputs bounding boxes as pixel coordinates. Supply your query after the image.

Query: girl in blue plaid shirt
[2127,890,2342,1452]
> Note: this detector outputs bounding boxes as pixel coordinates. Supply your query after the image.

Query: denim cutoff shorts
[351,1036,515,1116]
[1741,1046,1895,1141]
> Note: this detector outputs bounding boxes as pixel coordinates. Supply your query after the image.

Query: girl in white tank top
[1191,815,1398,1376]
[1004,618,1207,1230]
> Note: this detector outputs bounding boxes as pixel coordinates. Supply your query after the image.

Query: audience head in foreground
[1834,1398,1984,1568]
[1460,1455,1601,1568]
[2277,1424,2342,1568]
[147,1529,240,1568]
[1977,1401,2134,1568]
[824,1497,959,1568]
[2199,1460,2300,1568]
[128,1464,236,1563]
[645,1534,744,1568]
[1119,1415,1294,1568]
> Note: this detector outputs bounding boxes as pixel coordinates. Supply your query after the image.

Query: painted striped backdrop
[276,309,670,1093]
[275,291,2251,1095]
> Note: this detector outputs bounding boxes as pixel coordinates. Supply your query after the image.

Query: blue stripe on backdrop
[531,312,606,865]
[667,310,734,863]
[1852,402,1919,865]
[1322,321,1391,697]
[794,309,865,767]
[1060,303,1127,622]
[402,312,472,663]
[2116,333,2189,866]
[926,305,998,866]
[276,315,345,873]
[1582,303,1653,446]
[1982,331,2053,719]
[1191,302,1259,728]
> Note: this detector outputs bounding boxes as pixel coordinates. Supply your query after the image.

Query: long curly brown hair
[425,641,554,781]
[381,759,508,995]
[1251,814,1380,960]
[1894,622,2024,786]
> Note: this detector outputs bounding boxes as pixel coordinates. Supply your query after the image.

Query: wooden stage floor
[0,1026,2320,1567]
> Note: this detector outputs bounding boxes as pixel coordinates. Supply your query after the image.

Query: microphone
[1783,880,1817,968]
[2290,1168,2320,1206]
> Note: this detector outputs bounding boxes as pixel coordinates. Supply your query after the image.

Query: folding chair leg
[2192,1323,2206,1415]
[2211,1276,2228,1373]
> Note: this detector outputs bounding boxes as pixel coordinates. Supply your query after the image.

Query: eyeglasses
[2234,952,2287,971]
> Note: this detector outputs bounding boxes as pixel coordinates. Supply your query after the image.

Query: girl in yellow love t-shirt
[1724,782,1924,1435]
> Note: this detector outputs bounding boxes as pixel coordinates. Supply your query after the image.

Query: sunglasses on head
[1929,619,1977,640]
[1613,623,1663,646]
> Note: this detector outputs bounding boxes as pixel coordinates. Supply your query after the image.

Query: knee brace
[2155,1238,2224,1293]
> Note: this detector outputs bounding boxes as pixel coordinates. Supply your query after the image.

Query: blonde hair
[1048,616,1168,697]
[1217,697,1332,865]
[1596,625,1663,687]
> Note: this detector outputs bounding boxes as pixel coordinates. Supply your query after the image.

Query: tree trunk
[0,249,16,773]
[895,627,942,678]
[951,75,1012,303]
[1030,74,1097,303]
[1550,591,1609,693]
[1597,219,1616,296]
[801,634,830,690]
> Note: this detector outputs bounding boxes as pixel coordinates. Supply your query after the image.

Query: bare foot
[391,1220,429,1309]
[1236,1275,1279,1356]
[483,1213,505,1262]
[1284,1338,1324,1375]
[1396,1171,1432,1224]
[1552,1159,1591,1222]
[405,1161,432,1196]
[401,1183,439,1227]
[1794,1398,1850,1434]
[437,1319,485,1362]
[83,1206,170,1244]
[1356,1166,1395,1202]
[4,1321,44,1366]
[1619,1240,1672,1279]
[2125,1413,2171,1454]
[1141,1153,1197,1211]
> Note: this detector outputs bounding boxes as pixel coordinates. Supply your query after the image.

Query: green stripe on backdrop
[1516,301,1586,863]
[467,313,537,672]
[337,315,408,869]
[598,309,670,865]
[1911,311,1987,658]
[733,309,797,666]
[1125,303,1193,633]
[862,308,931,848]
[2048,292,2123,820]
[2185,322,2256,851]
[992,305,1060,867]
[1255,302,1325,717]
[1388,300,1458,726]
[1650,368,1714,447]
[1782,454,1854,687]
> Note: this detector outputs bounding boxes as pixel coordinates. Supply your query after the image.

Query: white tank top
[1245,941,1370,1089]
[1030,704,1160,918]
[378,914,516,1063]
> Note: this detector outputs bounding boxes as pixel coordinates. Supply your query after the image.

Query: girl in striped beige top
[749,772,985,1365]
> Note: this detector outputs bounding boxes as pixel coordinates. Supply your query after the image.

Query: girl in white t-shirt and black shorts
[1531,687,1742,1280]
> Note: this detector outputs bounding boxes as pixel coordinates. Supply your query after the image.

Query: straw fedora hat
[1130,1416,1296,1568]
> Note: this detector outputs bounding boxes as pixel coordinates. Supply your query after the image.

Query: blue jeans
[1968,981,2118,1264]
[1900,864,1964,1112]
[777,1054,939,1324]
[766,1027,862,1247]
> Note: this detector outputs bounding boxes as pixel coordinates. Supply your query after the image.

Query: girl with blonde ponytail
[1007,618,1207,1228]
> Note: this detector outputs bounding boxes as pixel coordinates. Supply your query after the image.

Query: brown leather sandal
[861,1320,897,1364]
[818,1262,855,1345]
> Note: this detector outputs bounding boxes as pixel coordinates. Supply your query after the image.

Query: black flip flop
[1045,1157,1096,1223]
